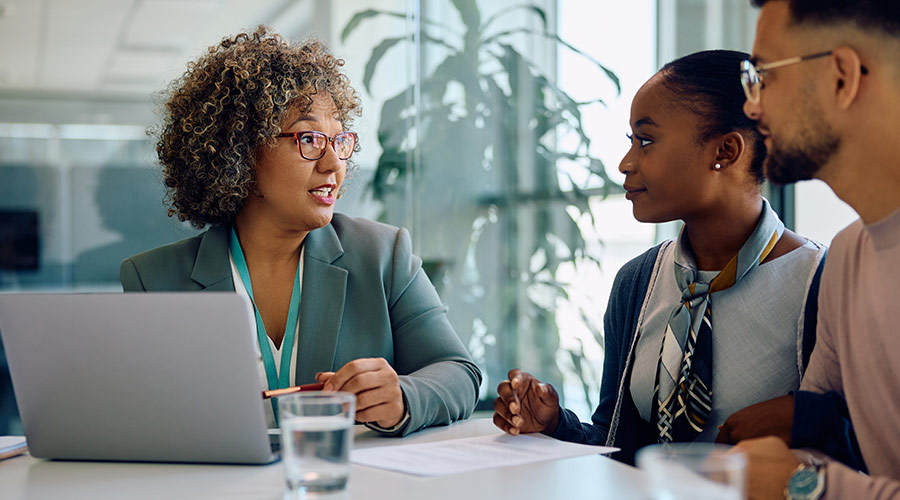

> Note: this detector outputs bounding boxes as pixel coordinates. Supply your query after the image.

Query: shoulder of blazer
[323,213,405,263]
[123,225,230,290]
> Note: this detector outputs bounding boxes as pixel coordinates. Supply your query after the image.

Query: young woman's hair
[660,50,766,185]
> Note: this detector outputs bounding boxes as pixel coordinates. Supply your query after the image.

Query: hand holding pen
[316,357,405,429]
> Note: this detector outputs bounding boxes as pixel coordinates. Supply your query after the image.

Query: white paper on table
[350,433,618,477]
[0,436,27,460]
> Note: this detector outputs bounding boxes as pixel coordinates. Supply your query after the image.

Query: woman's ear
[713,131,746,170]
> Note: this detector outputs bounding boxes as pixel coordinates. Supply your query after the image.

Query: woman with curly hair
[120,26,481,435]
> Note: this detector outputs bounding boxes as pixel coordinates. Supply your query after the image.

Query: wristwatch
[784,463,826,500]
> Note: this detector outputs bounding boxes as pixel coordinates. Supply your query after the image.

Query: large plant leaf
[363,37,406,93]
[350,1,622,403]
[371,146,408,200]
[481,75,516,167]
[588,158,625,196]
[483,4,547,31]
[563,338,599,409]
[530,148,623,202]
[420,31,459,52]
[490,45,581,122]
[362,31,459,94]
[342,9,404,43]
[491,44,592,150]
[377,88,413,146]
[539,87,592,150]
[534,75,590,147]
[373,52,476,154]
[417,50,486,121]
[451,0,482,35]
[341,9,454,43]
[537,96,608,137]
[484,28,621,93]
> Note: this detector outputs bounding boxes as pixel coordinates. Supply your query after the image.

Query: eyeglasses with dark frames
[276,130,358,161]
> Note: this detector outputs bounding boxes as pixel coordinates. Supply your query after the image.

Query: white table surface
[0,418,650,500]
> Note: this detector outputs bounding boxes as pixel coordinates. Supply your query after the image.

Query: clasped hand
[493,369,561,435]
[316,357,404,429]
[716,394,794,445]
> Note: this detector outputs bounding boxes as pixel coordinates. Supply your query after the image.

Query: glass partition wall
[5,0,841,435]
[0,0,646,433]
[344,0,659,413]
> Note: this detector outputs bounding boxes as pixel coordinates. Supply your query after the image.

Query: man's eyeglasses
[740,50,833,104]
[276,131,358,161]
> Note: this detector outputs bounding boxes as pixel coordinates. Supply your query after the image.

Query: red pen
[262,383,325,399]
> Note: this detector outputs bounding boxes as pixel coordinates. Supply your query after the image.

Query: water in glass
[282,415,353,493]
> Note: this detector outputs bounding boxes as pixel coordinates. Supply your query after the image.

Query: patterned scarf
[654,198,784,443]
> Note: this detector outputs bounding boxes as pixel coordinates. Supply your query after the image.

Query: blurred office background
[0,0,857,434]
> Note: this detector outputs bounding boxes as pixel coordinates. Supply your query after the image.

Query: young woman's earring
[714,163,722,170]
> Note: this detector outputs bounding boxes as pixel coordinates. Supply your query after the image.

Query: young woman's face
[618,74,719,223]
[250,94,348,231]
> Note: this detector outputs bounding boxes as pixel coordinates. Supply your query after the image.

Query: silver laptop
[0,292,276,464]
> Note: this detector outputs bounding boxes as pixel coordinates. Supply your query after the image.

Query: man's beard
[763,108,841,185]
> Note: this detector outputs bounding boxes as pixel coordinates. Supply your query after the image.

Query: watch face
[788,466,821,498]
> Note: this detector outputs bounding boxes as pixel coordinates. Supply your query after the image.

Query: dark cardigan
[550,242,856,468]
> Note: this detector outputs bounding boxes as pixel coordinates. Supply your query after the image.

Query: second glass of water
[278,392,356,495]
[636,443,747,500]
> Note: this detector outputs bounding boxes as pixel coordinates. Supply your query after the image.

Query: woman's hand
[493,369,561,436]
[316,358,405,429]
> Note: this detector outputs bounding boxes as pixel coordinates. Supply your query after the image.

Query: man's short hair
[750,0,900,37]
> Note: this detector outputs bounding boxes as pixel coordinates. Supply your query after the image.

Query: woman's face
[618,74,719,223]
[250,94,347,232]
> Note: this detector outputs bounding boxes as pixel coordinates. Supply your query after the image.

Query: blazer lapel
[295,223,348,385]
[190,225,235,291]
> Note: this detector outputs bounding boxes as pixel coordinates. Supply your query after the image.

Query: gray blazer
[120,213,482,436]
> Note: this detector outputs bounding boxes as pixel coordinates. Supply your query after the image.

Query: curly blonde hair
[156,26,361,228]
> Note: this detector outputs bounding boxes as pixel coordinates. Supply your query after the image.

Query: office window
[3,0,835,435]
[0,0,411,434]
[0,128,198,290]
[0,0,659,429]
[554,1,657,416]
[794,182,858,245]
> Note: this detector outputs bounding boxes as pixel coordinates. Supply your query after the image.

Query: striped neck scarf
[654,198,784,443]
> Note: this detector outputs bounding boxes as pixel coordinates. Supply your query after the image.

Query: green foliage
[343,1,622,407]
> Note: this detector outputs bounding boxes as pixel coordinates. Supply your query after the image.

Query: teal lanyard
[228,226,302,419]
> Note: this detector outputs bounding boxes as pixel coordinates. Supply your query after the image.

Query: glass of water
[278,392,356,495]
[636,443,747,500]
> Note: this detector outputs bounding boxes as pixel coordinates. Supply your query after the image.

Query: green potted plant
[342,0,622,406]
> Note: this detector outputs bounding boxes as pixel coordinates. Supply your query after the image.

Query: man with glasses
[722,1,900,499]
